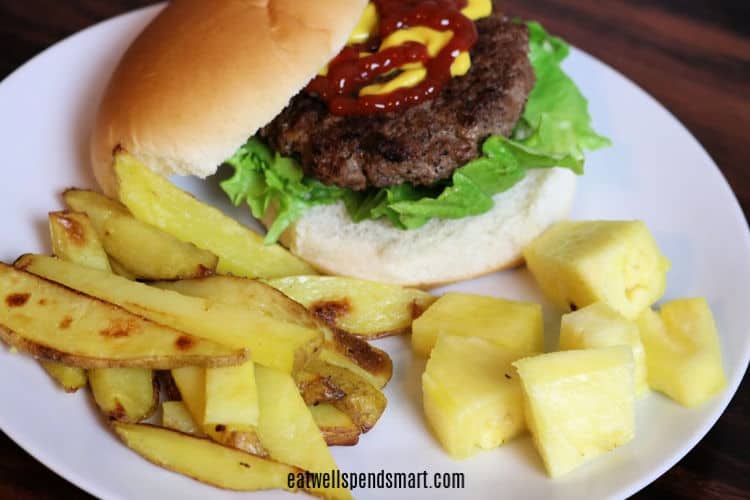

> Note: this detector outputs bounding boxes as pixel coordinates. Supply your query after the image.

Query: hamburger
[92,0,609,286]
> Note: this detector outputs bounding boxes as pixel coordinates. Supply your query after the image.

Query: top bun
[91,0,369,196]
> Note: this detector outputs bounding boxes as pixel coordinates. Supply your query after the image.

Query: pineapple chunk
[637,298,726,407]
[422,335,526,459]
[204,360,259,427]
[513,347,635,478]
[412,293,543,358]
[560,302,648,395]
[523,220,671,319]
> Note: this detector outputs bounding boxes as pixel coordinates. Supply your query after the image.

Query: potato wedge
[255,365,351,500]
[50,209,160,420]
[112,423,299,492]
[269,276,436,338]
[101,213,218,280]
[40,361,87,392]
[205,361,259,427]
[49,211,112,273]
[89,368,158,422]
[43,210,108,391]
[62,189,219,280]
[108,258,137,280]
[18,255,320,373]
[162,401,204,436]
[171,366,267,457]
[302,360,387,433]
[153,276,392,387]
[319,330,392,390]
[153,276,320,331]
[295,369,345,406]
[113,152,315,279]
[309,404,360,446]
[0,263,245,368]
[62,188,129,235]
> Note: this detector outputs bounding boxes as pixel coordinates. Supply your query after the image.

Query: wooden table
[0,1,748,498]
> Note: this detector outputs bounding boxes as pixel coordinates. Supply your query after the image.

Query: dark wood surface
[0,1,748,499]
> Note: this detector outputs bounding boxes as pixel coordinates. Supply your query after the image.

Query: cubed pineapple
[560,302,648,396]
[412,293,543,358]
[422,335,526,459]
[513,347,635,478]
[523,220,671,319]
[636,298,726,407]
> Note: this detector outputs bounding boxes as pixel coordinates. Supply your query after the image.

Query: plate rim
[0,4,748,499]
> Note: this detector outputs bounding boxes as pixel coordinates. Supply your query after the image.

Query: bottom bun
[266,168,577,288]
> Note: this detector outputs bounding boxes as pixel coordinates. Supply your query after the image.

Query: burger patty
[260,11,535,191]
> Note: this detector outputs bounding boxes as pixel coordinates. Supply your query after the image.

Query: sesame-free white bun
[91,0,578,287]
[91,0,369,196]
[266,168,577,287]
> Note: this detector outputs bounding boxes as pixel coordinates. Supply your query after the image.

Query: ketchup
[306,0,478,116]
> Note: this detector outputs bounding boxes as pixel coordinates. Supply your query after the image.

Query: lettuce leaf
[221,21,610,243]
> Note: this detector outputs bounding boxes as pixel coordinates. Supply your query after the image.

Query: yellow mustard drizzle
[321,0,491,95]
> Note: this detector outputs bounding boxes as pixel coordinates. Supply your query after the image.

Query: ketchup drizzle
[306,0,478,116]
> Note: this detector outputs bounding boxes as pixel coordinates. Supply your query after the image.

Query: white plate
[1,5,748,500]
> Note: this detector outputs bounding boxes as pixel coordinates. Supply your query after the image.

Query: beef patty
[260,11,535,191]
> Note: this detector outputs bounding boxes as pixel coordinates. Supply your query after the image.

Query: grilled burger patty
[261,11,535,191]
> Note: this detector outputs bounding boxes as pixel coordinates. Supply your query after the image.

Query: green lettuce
[221,21,610,244]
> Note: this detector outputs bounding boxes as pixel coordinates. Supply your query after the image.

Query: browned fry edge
[319,426,360,447]
[328,328,393,384]
[0,323,247,369]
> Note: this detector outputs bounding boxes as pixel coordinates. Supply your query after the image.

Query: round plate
[1,5,748,499]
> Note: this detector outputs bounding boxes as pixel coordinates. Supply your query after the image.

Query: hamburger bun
[91,0,578,287]
[265,168,576,287]
[91,0,369,196]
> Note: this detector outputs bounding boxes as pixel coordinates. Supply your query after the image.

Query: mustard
[462,0,493,21]
[348,3,379,44]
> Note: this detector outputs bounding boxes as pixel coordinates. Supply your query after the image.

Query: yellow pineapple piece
[560,302,648,395]
[636,298,726,407]
[422,335,526,459]
[523,220,671,319]
[513,347,635,478]
[412,293,543,358]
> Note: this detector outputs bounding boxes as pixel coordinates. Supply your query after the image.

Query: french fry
[50,209,159,421]
[171,366,267,457]
[62,188,129,235]
[269,275,436,339]
[108,259,137,280]
[40,361,87,392]
[0,263,246,368]
[17,255,321,373]
[62,189,219,280]
[162,401,204,436]
[153,276,392,387]
[112,423,299,493]
[89,368,158,422]
[255,365,352,500]
[295,369,345,406]
[309,404,360,446]
[319,330,392,390]
[42,210,107,391]
[49,211,111,272]
[205,360,260,427]
[302,360,387,433]
[113,151,315,279]
[101,213,218,280]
